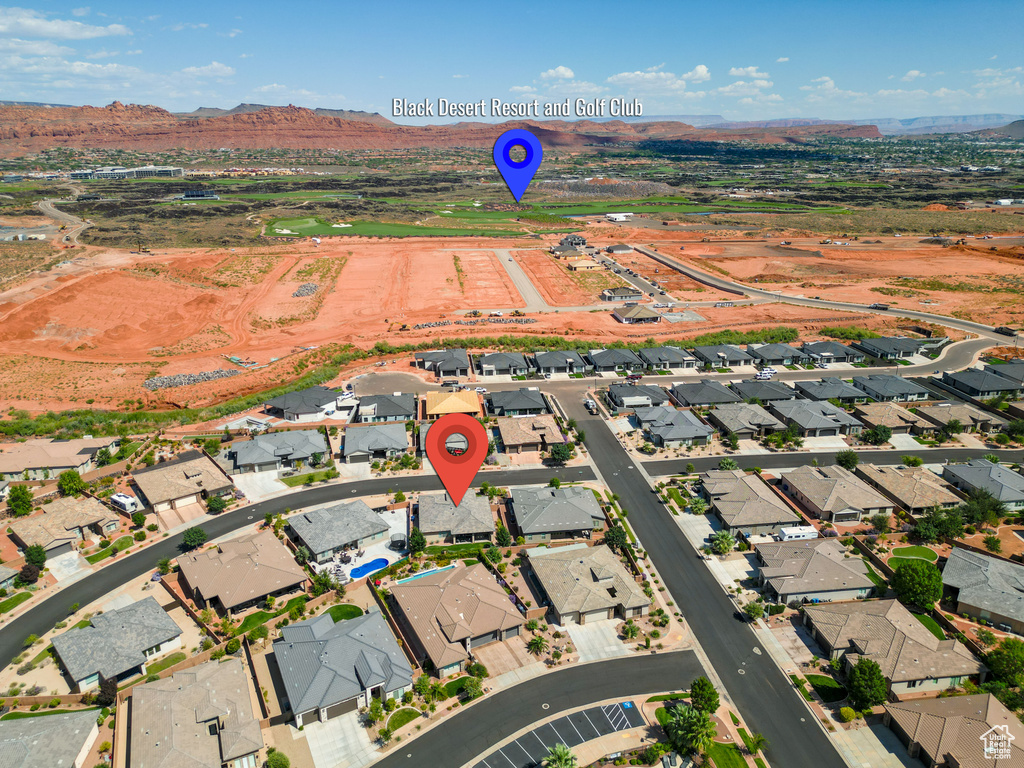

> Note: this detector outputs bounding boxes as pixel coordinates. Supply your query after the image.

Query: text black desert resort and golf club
[391,97,643,118]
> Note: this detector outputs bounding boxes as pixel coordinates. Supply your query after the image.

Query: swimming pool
[396,564,456,584]
[350,558,390,579]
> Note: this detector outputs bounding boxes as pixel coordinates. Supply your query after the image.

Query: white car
[543,373,552,379]
[475,387,487,393]
[816,362,829,369]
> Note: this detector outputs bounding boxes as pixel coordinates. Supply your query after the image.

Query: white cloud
[681,64,710,82]
[716,79,774,98]
[728,66,769,79]
[0,38,73,56]
[452,74,467,79]
[254,83,286,92]
[901,69,926,81]
[509,85,536,93]
[85,49,117,59]
[239,53,253,58]
[606,64,710,95]
[646,63,666,72]
[0,7,130,39]
[545,79,604,97]
[125,49,141,55]
[219,28,242,38]
[71,7,90,16]
[739,93,783,105]
[539,65,574,80]
[171,22,208,31]
[799,76,867,103]
[180,61,235,77]
[776,57,789,63]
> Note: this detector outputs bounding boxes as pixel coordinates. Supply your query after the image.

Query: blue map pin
[493,128,543,202]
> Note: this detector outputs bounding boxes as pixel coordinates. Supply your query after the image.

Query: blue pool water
[395,564,456,584]
[351,558,390,579]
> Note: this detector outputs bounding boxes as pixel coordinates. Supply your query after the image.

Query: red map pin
[425,413,489,506]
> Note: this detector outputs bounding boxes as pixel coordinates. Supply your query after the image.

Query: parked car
[475,387,487,393]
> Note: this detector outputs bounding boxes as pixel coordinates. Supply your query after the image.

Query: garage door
[47,541,73,558]
[583,608,610,623]
[819,429,838,437]
[471,631,498,648]
[325,698,358,720]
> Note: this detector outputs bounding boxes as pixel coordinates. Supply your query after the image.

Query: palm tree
[622,620,640,640]
[543,743,577,768]
[527,635,549,656]
[747,732,769,756]
[665,704,716,757]
[710,530,735,555]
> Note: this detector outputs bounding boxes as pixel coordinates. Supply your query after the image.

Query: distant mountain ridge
[608,113,1024,135]
[175,103,394,125]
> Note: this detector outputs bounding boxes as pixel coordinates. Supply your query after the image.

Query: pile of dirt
[922,203,950,211]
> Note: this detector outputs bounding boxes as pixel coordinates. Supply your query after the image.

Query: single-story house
[552,248,585,261]
[729,379,798,403]
[588,348,645,372]
[612,305,661,324]
[638,346,697,370]
[852,337,923,361]
[700,469,800,537]
[942,369,1024,399]
[801,341,865,365]
[417,492,493,545]
[177,529,308,617]
[746,343,808,367]
[768,400,864,437]
[357,393,417,423]
[274,612,413,727]
[527,543,649,626]
[852,402,935,435]
[8,495,120,557]
[855,464,961,516]
[794,377,868,404]
[706,403,785,440]
[0,565,17,591]
[883,694,1024,768]
[779,465,894,523]
[803,599,987,698]
[496,414,563,453]
[391,563,524,677]
[852,375,931,403]
[0,709,99,768]
[230,429,328,473]
[129,658,263,768]
[265,386,342,422]
[131,450,234,513]
[477,352,529,377]
[985,361,1024,385]
[414,349,471,378]
[607,383,670,409]
[915,401,1004,434]
[423,390,481,420]
[0,436,120,481]
[487,388,548,416]
[342,423,409,463]
[668,379,742,408]
[568,259,603,271]
[755,539,874,604]
[943,547,1024,635]
[943,459,1024,510]
[634,406,713,447]
[507,486,606,543]
[601,286,643,302]
[52,596,183,691]
[532,350,591,375]
[607,243,633,254]
[560,234,587,248]
[288,500,390,564]
[550,244,579,256]
[692,344,755,368]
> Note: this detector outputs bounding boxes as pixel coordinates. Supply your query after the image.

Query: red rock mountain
[0,101,882,157]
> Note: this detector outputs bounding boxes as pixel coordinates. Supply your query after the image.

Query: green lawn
[86,535,133,564]
[444,677,471,698]
[1,707,97,720]
[861,559,889,591]
[235,595,309,635]
[646,692,687,703]
[890,545,938,562]
[387,707,420,731]
[655,707,670,727]
[323,604,363,623]
[144,652,186,675]
[804,674,848,703]
[888,557,929,570]
[281,469,336,487]
[424,542,487,556]
[789,674,813,702]
[708,741,747,768]
[265,216,517,239]
[914,613,946,641]
[666,487,687,510]
[0,592,32,614]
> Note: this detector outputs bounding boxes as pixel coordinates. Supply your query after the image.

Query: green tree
[985,535,1003,553]
[548,477,562,488]
[311,452,324,467]
[461,676,482,699]
[847,657,887,710]
[393,489,406,503]
[408,526,426,555]
[95,448,112,467]
[414,675,431,698]
[725,432,740,450]
[295,546,311,565]
[248,624,269,643]
[131,511,146,528]
[743,601,765,621]
[366,698,384,724]
[960,489,1007,527]
[486,546,502,564]
[710,530,735,555]
[622,620,640,640]
[746,732,769,756]
[6,485,33,517]
[685,462,696,474]
[23,544,47,569]
[689,675,720,714]
[181,526,207,550]
[604,525,628,552]
[202,438,221,456]
[377,727,393,746]
[861,425,893,446]
[868,513,891,534]
[157,557,172,575]
[266,749,291,768]
[688,497,708,515]
[311,571,337,597]
[543,743,578,768]
[892,559,942,611]
[914,507,964,543]
[988,637,1024,687]
[665,704,716,757]
[495,524,513,547]
[57,470,85,497]
[1006,419,1024,441]
[527,635,549,656]
[206,495,227,514]
[900,455,924,467]
[834,449,860,471]
[717,457,739,471]
[549,443,573,464]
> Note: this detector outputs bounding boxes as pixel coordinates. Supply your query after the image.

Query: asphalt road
[0,466,592,671]
[372,652,704,768]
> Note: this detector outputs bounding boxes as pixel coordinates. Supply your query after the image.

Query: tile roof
[794,377,864,401]
[0,436,116,475]
[52,596,183,683]
[265,385,340,415]
[288,500,389,556]
[781,465,892,515]
[509,486,606,536]
[756,539,873,596]
[943,459,1024,504]
[853,402,931,431]
[528,543,649,617]
[423,390,480,416]
[804,599,986,682]
[707,403,785,435]
[856,464,961,511]
[488,388,547,413]
[943,547,1024,625]
[343,423,408,457]
[0,709,99,768]
[178,530,307,612]
[274,612,413,715]
[884,694,1024,768]
[417,492,493,537]
[357,393,417,420]
[643,409,712,443]
[769,400,863,431]
[129,658,263,768]
[669,379,742,406]
[702,470,799,528]
[391,564,524,670]
[8,495,118,551]
[496,414,563,447]
[132,451,233,506]
[231,429,327,468]
[916,402,1003,430]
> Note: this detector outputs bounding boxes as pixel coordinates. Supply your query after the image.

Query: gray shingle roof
[985,361,1024,384]
[692,344,754,364]
[588,348,644,367]
[854,337,923,357]
[852,375,931,398]
[343,423,408,457]
[638,346,695,367]
[746,343,807,361]
[943,547,1024,625]
[288,500,389,557]
[945,368,1023,394]
[769,400,863,431]
[265,386,340,416]
[608,384,669,407]
[357,393,417,421]
[729,380,798,402]
[417,492,493,537]
[637,408,712,442]
[231,430,327,468]
[794,377,865,401]
[52,596,182,683]
[942,459,1024,504]
[532,350,589,370]
[669,379,742,406]
[487,388,547,414]
[801,341,863,360]
[477,352,528,371]
[0,709,99,768]
[274,611,413,715]
[414,349,470,372]
[509,486,605,536]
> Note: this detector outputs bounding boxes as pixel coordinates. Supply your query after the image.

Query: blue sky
[3,1,1023,122]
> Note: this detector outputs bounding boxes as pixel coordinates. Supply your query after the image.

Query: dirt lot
[514,249,624,305]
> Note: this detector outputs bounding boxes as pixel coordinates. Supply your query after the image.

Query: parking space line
[533,731,548,751]
[515,740,534,761]
[496,749,518,768]
[565,716,585,742]
[582,709,601,735]
[549,721,569,747]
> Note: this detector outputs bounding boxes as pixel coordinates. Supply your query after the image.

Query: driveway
[887,433,923,450]
[303,710,377,768]
[566,620,630,662]
[803,436,853,450]
[831,723,918,768]
[231,471,289,502]
[771,621,822,665]
[47,551,88,583]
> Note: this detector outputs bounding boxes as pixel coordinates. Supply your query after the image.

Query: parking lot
[472,701,645,768]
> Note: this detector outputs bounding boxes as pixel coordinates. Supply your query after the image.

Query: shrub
[225,638,241,654]
[147,523,159,532]
[48,697,60,708]
[98,539,111,549]
[839,707,857,723]
[133,531,146,542]
[211,649,226,660]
